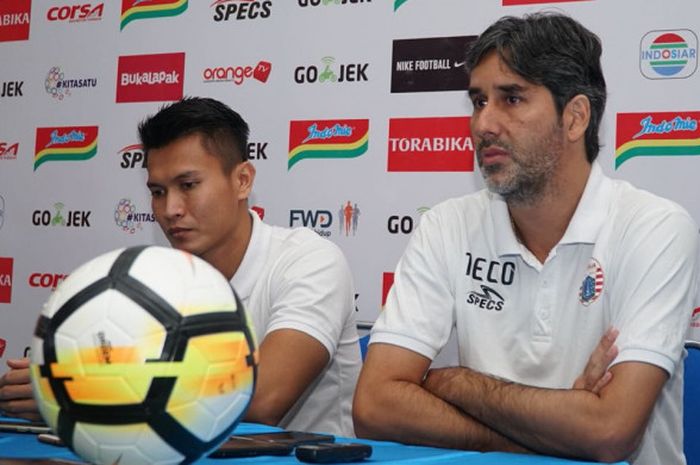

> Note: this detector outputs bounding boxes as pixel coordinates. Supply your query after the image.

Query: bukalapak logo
[0,257,13,303]
[615,111,700,169]
[0,0,31,42]
[119,144,146,168]
[34,126,99,171]
[0,141,19,160]
[121,0,188,30]
[203,60,271,86]
[391,36,476,93]
[640,30,698,80]
[116,52,185,103]
[46,3,104,23]
[388,116,474,172]
[294,57,368,84]
[288,119,369,170]
[212,0,271,21]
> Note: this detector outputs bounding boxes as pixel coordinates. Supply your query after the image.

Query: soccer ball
[29,246,257,465]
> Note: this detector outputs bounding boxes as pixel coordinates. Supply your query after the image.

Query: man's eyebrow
[467,87,482,97]
[496,83,527,94]
[146,171,199,189]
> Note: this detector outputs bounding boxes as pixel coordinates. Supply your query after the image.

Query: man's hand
[0,358,42,421]
[573,327,619,394]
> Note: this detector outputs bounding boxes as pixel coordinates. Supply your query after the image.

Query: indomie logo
[615,111,700,168]
[47,3,104,22]
[34,126,99,170]
[120,0,188,30]
[288,119,369,169]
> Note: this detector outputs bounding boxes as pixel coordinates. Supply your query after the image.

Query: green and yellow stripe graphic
[121,0,188,30]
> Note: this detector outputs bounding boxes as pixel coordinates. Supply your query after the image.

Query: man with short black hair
[353,13,698,465]
[1,97,362,437]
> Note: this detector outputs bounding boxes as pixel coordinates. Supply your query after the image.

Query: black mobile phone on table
[296,443,372,463]
[208,430,335,458]
[0,420,51,434]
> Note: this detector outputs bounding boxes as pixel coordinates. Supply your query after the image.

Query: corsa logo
[388,116,474,172]
[29,272,68,290]
[0,257,13,303]
[615,111,700,169]
[0,141,19,160]
[34,126,99,171]
[121,0,188,30]
[47,3,104,22]
[0,0,31,42]
[116,52,185,103]
[381,272,395,309]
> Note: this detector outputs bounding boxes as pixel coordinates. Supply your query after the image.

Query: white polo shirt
[232,212,361,437]
[371,163,698,465]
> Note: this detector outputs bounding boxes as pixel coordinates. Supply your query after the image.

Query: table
[0,421,626,465]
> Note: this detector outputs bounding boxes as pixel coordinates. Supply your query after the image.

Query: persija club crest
[579,258,604,306]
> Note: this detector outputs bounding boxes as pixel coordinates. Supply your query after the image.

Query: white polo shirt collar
[231,210,270,301]
[492,162,612,259]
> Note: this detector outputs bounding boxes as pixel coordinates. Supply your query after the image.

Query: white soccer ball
[29,246,257,465]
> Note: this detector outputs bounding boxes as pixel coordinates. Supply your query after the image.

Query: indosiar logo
[121,0,188,30]
[640,29,698,79]
[212,0,271,21]
[298,0,372,7]
[615,111,700,169]
[294,57,368,84]
[34,126,99,170]
[32,202,92,228]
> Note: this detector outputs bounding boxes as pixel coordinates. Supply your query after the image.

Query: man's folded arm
[352,342,528,452]
[423,360,666,462]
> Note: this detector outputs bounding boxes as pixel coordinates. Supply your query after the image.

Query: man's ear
[232,161,256,200]
[563,94,591,144]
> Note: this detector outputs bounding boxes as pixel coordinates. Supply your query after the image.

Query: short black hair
[138,97,249,172]
[465,12,606,163]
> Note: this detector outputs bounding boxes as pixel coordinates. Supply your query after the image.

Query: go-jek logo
[32,202,92,228]
[34,126,99,171]
[114,198,156,234]
[121,0,188,30]
[47,3,104,22]
[298,0,372,7]
[640,30,698,79]
[203,60,272,85]
[294,57,368,84]
[615,112,700,169]
[288,119,369,169]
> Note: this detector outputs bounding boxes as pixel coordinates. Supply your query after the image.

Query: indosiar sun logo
[640,29,698,79]
[120,0,188,30]
[615,111,700,169]
[34,126,99,171]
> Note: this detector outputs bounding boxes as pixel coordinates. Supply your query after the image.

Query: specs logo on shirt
[467,284,504,311]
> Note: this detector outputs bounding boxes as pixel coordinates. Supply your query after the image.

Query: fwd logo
[467,284,505,311]
[290,210,333,237]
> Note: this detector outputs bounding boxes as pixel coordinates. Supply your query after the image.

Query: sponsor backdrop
[1,0,699,363]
